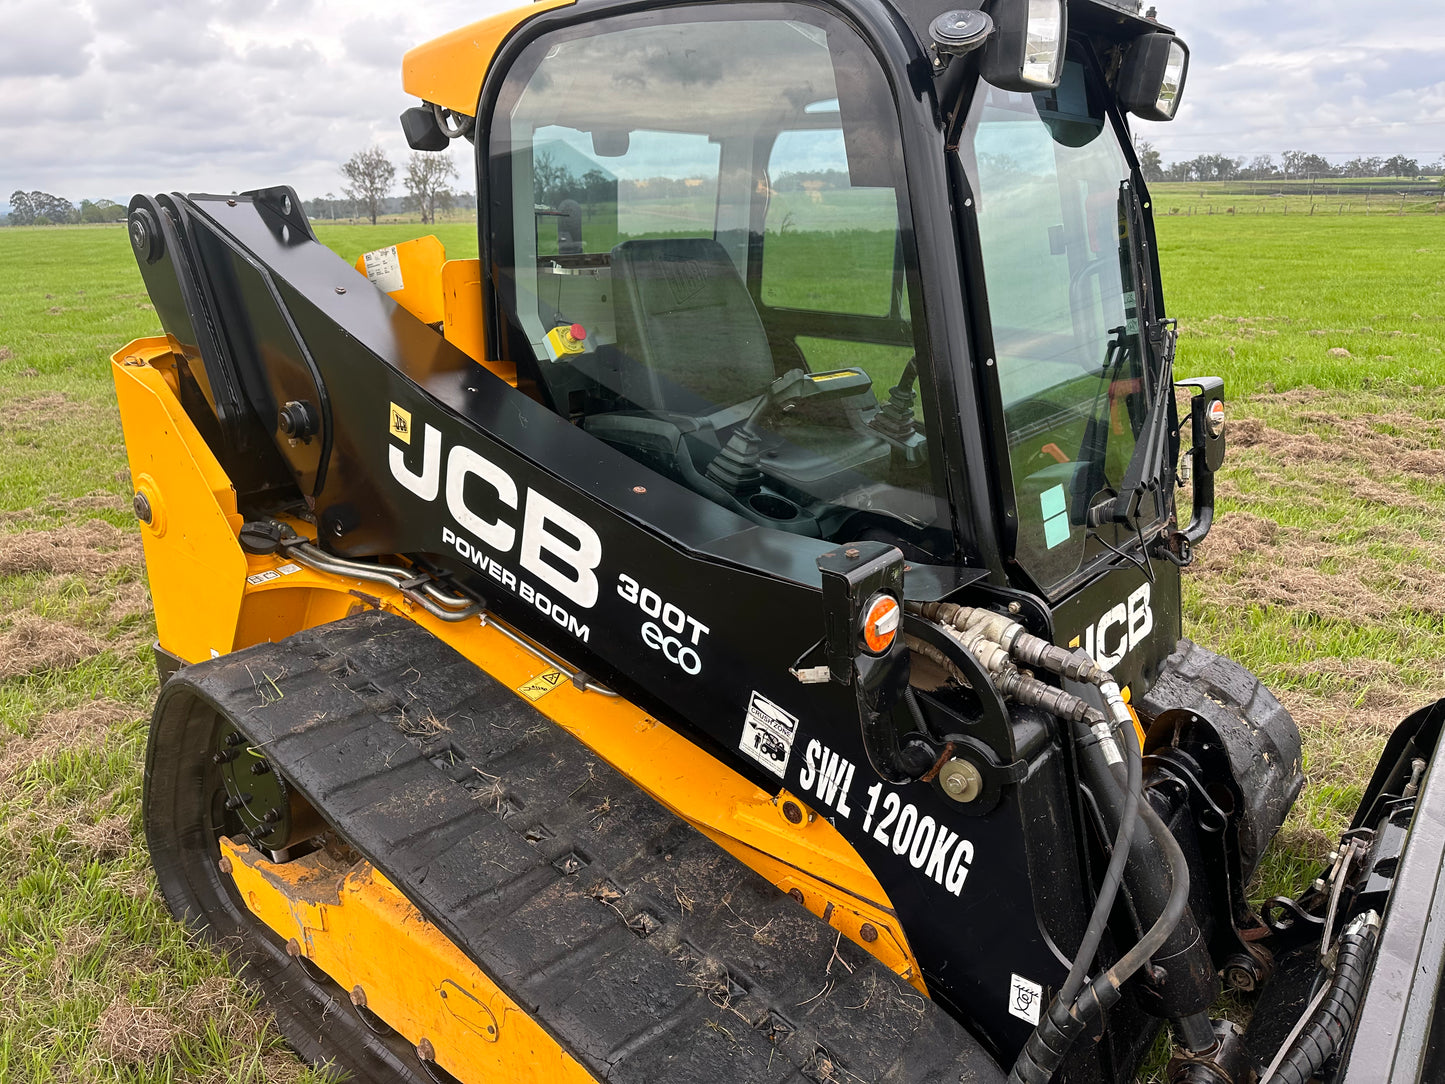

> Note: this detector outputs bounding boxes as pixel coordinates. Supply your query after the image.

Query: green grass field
[1,213,1443,1081]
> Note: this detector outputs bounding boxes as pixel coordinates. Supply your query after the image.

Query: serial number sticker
[518,668,568,701]
[277,563,302,575]
[739,691,798,779]
[1009,974,1043,1026]
[246,570,281,585]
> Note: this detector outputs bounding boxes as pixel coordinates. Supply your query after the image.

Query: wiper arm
[1091,318,1177,531]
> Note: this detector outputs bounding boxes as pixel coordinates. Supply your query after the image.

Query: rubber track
[162,611,999,1083]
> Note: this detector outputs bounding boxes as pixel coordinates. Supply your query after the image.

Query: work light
[1119,33,1190,121]
[981,0,1067,92]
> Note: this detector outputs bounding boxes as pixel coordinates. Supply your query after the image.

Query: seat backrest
[610,237,777,413]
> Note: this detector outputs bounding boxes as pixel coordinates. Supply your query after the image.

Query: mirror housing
[1119,33,1190,121]
[400,106,449,152]
[980,0,1067,92]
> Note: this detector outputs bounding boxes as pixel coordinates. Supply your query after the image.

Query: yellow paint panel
[354,235,446,325]
[222,838,596,1083]
[402,0,575,118]
[111,340,246,663]
[442,258,517,385]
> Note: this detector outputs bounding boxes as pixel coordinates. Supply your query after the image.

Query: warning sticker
[739,691,798,779]
[1008,974,1043,1026]
[246,569,280,586]
[519,668,568,701]
[362,245,404,293]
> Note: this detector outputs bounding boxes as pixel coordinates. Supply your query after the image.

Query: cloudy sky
[2,0,1442,212]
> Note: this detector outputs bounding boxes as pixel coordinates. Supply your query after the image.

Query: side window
[762,127,900,318]
[488,5,950,557]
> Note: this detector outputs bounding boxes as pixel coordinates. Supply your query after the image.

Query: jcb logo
[1071,584,1154,670]
[387,403,603,610]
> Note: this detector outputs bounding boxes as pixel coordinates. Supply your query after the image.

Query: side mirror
[400,106,449,152]
[591,129,630,157]
[1119,33,1190,122]
[980,0,1067,92]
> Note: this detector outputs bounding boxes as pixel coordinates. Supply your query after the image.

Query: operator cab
[478,0,1208,610]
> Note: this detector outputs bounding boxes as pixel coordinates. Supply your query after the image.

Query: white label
[1008,974,1044,1026]
[277,563,302,576]
[246,569,281,585]
[739,691,798,778]
[362,245,404,293]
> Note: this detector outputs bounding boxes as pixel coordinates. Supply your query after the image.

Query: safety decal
[739,691,798,779]
[362,245,404,293]
[1009,973,1043,1026]
[518,668,568,701]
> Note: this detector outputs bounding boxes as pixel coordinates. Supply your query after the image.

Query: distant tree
[1135,140,1164,183]
[340,147,395,225]
[79,198,125,224]
[1342,156,1384,178]
[1281,150,1336,179]
[1246,154,1277,180]
[1382,155,1420,178]
[402,152,458,225]
[9,190,79,225]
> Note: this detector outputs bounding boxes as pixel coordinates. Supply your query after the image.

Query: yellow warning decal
[518,668,568,701]
[390,403,412,444]
[809,369,863,382]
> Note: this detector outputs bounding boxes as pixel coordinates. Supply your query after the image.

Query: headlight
[981,0,1067,92]
[1120,33,1190,122]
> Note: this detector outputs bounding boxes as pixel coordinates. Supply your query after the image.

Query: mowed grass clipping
[0,213,1443,1082]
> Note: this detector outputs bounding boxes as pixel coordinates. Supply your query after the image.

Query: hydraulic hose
[1261,911,1381,1084]
[1055,700,1143,1015]
[1009,726,1193,1084]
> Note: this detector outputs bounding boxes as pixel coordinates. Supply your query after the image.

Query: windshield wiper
[1090,317,1177,532]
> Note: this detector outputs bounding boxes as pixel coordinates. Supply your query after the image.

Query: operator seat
[609,237,776,413]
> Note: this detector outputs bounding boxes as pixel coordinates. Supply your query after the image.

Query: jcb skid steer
[112,0,1445,1080]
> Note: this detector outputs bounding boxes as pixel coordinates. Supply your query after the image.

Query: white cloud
[0,0,1441,211]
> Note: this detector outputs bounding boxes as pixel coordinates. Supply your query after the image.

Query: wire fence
[1150,180,1445,217]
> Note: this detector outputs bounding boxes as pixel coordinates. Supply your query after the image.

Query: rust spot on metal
[350,985,367,1008]
[860,923,878,943]
[782,801,803,825]
[789,888,805,905]
[218,855,233,874]
[417,1037,437,1062]
[919,741,958,784]
[286,937,302,958]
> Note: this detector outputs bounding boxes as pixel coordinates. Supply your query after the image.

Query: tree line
[6,191,128,226]
[331,147,460,225]
[1136,144,1445,184]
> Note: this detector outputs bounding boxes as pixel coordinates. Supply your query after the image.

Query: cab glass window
[487,4,950,558]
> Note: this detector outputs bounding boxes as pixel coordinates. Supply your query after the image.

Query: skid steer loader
[112,0,1445,1080]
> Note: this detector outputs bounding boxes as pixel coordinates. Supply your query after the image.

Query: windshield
[959,57,1153,591]
[485,4,954,560]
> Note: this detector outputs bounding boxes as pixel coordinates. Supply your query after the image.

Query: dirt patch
[0,616,105,681]
[0,520,141,577]
[94,974,274,1071]
[0,492,128,527]
[0,393,72,434]
[0,700,133,785]
[0,346,13,362]
[94,998,177,1065]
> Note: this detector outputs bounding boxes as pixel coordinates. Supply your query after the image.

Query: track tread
[155,611,999,1083]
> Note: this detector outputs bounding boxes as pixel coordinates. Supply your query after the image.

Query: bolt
[350,985,367,1008]
[211,751,234,764]
[224,793,252,811]
[250,759,271,776]
[227,198,237,207]
[417,1038,437,1063]
[132,491,152,524]
[335,286,347,294]
[782,801,804,825]
[218,856,232,874]
[860,923,878,943]
[225,732,245,746]
[789,888,805,905]
[938,759,983,804]
[632,485,646,494]
[263,808,281,823]
[332,520,345,538]
[844,548,860,559]
[1007,601,1021,615]
[286,937,301,958]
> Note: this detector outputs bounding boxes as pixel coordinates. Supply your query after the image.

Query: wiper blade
[1094,318,1177,531]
